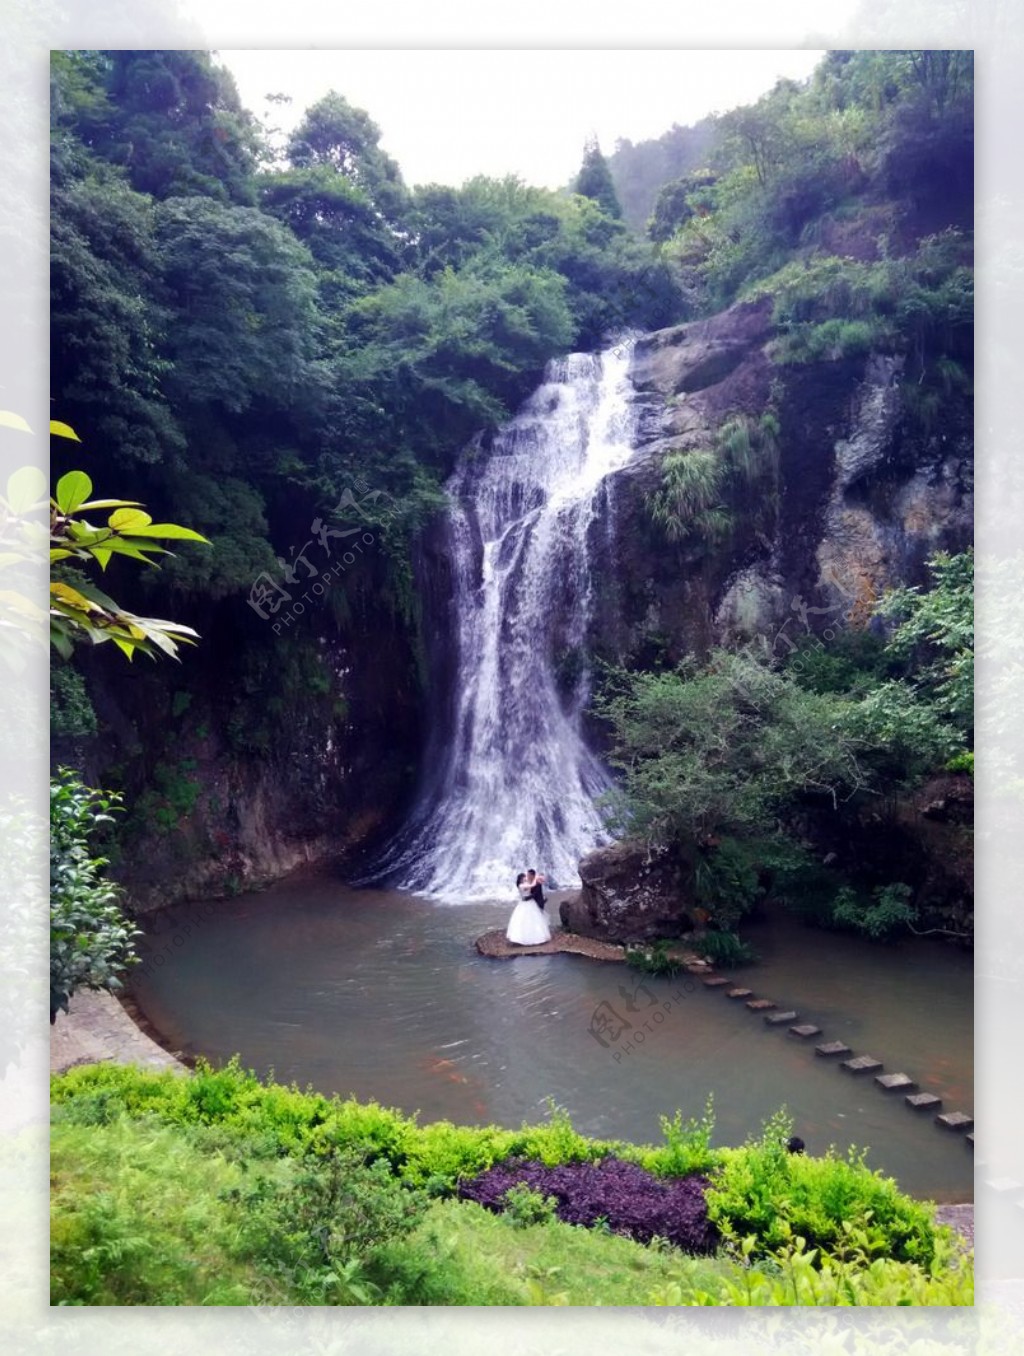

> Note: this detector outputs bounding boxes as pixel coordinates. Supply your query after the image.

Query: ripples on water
[131,875,973,1201]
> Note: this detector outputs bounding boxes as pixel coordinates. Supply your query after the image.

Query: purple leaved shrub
[457,1156,718,1253]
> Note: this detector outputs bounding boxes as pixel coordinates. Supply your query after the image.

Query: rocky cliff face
[586,299,972,667]
[571,301,973,941]
[61,576,425,913]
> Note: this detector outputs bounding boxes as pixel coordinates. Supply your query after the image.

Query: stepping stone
[703,976,731,987]
[746,998,776,1011]
[875,1072,918,1092]
[841,1055,883,1074]
[790,1024,821,1038]
[936,1112,974,1132]
[906,1092,942,1110]
[815,1041,851,1057]
[726,988,752,999]
[765,1010,798,1025]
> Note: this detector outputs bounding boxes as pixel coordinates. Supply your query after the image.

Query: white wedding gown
[506,889,552,946]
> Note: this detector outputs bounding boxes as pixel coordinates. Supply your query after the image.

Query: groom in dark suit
[526,868,546,911]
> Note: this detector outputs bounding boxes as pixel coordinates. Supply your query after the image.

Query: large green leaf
[108,508,153,532]
[50,581,101,613]
[55,471,93,514]
[100,537,169,563]
[126,523,212,543]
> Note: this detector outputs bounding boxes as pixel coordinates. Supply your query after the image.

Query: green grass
[372,1197,740,1306]
[51,1118,287,1305]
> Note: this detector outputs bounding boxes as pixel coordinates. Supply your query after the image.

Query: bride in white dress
[506,871,552,946]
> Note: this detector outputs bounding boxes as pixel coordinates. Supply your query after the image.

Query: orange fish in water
[423,1056,470,1085]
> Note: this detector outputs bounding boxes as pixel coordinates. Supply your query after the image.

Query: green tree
[344,259,575,456]
[97,50,259,204]
[573,137,623,219]
[50,166,183,466]
[287,91,409,226]
[596,649,873,848]
[156,197,321,415]
[646,170,717,243]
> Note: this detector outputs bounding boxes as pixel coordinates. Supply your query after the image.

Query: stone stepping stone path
[841,1055,883,1074]
[875,1072,917,1092]
[936,1111,974,1132]
[691,967,973,1149]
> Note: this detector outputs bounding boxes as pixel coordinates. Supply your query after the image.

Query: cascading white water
[383,341,638,902]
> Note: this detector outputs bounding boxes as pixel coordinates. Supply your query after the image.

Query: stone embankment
[50,989,187,1075]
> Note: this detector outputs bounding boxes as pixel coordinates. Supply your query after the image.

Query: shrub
[458,1156,718,1253]
[625,939,682,978]
[694,836,764,928]
[831,882,917,940]
[651,1098,719,1176]
[222,1144,427,1304]
[705,1108,937,1265]
[659,1232,972,1306]
[501,1184,558,1228]
[693,930,757,967]
[50,769,139,1022]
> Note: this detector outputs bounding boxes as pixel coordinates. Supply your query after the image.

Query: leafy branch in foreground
[47,420,210,660]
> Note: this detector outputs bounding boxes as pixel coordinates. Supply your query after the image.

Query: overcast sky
[217,49,828,189]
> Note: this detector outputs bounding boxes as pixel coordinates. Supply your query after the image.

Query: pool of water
[130,874,974,1202]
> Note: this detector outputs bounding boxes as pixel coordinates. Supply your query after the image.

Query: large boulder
[559,840,696,943]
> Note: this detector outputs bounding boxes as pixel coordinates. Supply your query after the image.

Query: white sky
[217,49,828,189]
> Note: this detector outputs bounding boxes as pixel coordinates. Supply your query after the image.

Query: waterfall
[380,341,638,902]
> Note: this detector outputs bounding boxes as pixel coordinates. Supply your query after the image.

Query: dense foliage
[596,552,973,938]
[50,769,139,1021]
[624,51,973,316]
[51,1060,968,1305]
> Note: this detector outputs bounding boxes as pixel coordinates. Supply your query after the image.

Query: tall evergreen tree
[573,136,622,219]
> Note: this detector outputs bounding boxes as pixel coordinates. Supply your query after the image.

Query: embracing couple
[506,868,552,946]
